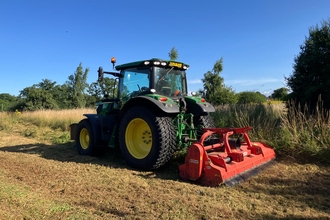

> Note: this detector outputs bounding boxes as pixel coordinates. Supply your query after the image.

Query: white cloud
[262,90,275,97]
[188,79,203,84]
[225,78,281,86]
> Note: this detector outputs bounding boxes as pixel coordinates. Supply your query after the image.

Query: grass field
[0,108,330,219]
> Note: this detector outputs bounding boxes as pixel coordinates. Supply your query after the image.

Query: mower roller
[70,57,276,187]
[179,127,276,186]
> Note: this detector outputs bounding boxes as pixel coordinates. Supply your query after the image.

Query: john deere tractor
[70,57,215,170]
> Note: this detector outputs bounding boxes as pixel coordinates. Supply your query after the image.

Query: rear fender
[120,96,180,117]
[184,96,215,116]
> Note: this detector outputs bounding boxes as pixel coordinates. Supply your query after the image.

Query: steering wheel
[140,86,149,92]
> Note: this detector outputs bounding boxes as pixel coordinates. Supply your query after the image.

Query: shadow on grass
[0,141,184,181]
[0,142,128,168]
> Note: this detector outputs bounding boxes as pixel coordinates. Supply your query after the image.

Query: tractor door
[118,67,151,103]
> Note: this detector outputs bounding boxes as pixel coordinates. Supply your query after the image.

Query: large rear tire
[119,106,176,170]
[200,114,215,128]
[76,119,96,156]
[194,114,216,139]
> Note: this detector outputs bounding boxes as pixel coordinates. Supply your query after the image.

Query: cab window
[120,68,150,100]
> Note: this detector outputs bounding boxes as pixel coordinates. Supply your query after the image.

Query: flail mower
[179,127,276,186]
[70,57,276,187]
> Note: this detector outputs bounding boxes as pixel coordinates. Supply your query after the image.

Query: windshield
[154,67,187,96]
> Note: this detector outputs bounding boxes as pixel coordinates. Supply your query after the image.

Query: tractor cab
[97,57,213,118]
[97,58,190,115]
[97,58,190,116]
[114,58,189,100]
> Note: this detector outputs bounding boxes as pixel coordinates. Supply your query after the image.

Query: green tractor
[70,57,215,170]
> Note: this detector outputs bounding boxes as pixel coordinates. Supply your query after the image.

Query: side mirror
[98,67,104,81]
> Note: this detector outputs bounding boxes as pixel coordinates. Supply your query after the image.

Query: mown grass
[0,105,330,219]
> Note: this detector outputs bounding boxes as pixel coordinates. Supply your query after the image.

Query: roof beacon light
[111,57,116,69]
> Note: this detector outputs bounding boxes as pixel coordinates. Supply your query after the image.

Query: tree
[201,58,236,105]
[52,84,72,109]
[66,63,89,108]
[88,78,118,100]
[86,78,118,107]
[19,79,59,110]
[0,93,17,111]
[168,47,179,60]
[271,87,289,101]
[286,18,330,110]
[37,79,57,91]
[236,91,267,104]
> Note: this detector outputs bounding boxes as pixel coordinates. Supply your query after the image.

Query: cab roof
[115,58,189,71]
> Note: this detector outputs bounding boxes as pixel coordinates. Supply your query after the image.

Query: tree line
[0,60,287,112]
[0,63,117,111]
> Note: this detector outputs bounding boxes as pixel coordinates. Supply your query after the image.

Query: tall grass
[0,112,16,131]
[0,109,96,145]
[211,103,283,141]
[211,102,330,163]
[17,108,96,131]
[277,101,330,163]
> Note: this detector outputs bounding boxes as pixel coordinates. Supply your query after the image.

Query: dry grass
[17,108,96,131]
[0,110,330,219]
[211,102,330,163]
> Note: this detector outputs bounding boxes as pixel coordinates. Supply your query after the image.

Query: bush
[236,91,267,104]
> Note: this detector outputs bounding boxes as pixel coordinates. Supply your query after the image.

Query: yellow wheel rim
[79,128,90,150]
[125,118,152,159]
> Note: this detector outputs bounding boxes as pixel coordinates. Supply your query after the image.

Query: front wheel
[76,119,96,156]
[119,106,176,170]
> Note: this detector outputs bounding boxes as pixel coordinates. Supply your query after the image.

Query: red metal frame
[179,127,276,186]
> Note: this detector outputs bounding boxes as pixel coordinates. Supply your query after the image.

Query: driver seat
[157,80,172,96]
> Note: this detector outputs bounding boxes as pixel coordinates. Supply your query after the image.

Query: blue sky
[1,0,329,97]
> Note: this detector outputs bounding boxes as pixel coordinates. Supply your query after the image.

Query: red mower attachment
[179,127,276,187]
